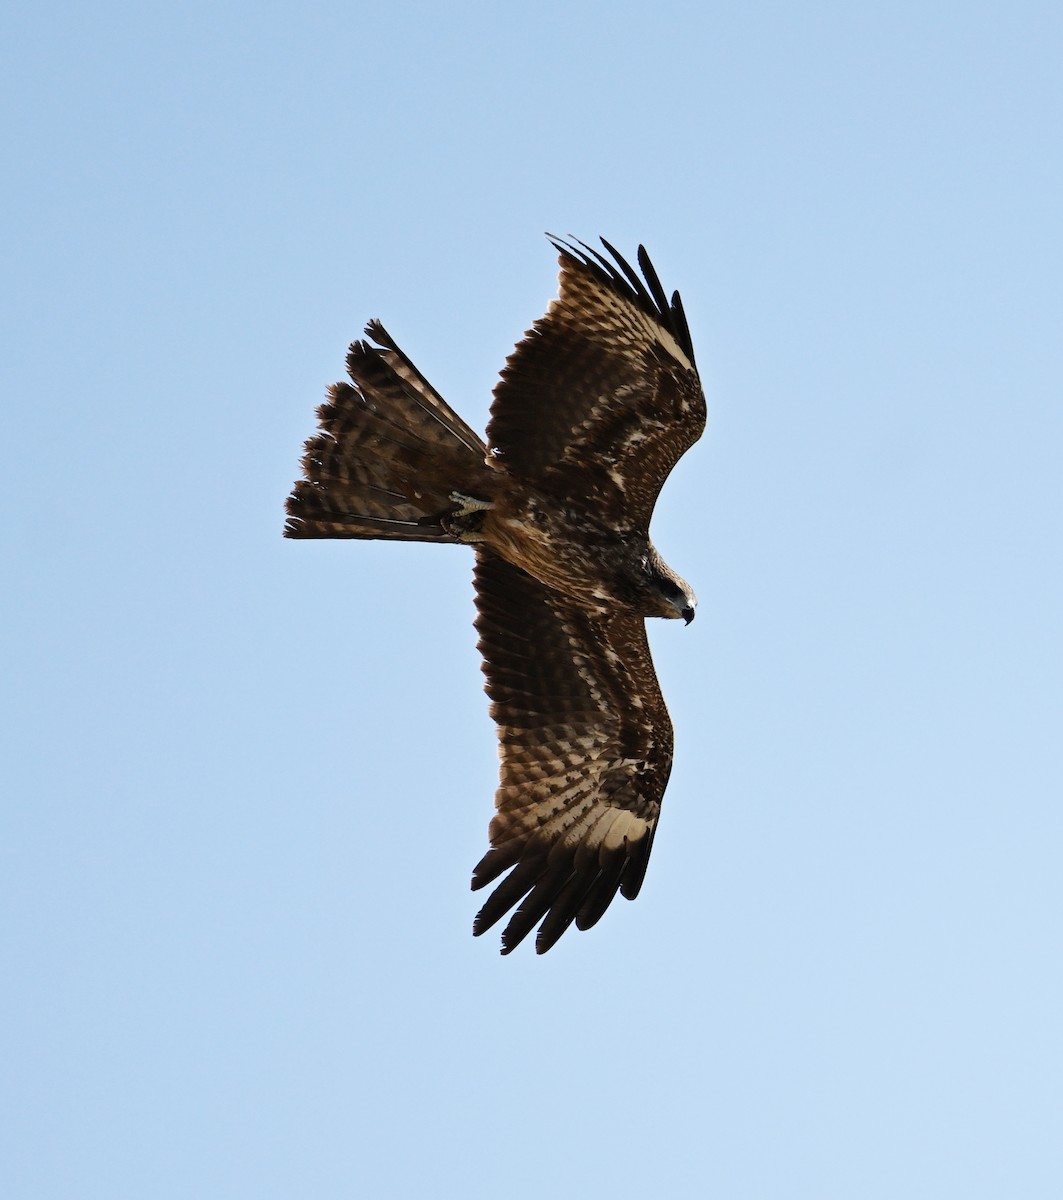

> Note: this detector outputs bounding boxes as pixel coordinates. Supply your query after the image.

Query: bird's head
[644,548,696,624]
[657,573,697,624]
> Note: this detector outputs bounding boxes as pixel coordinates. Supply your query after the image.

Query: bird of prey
[285,236,706,953]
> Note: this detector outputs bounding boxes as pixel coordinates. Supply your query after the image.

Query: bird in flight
[285,236,706,953]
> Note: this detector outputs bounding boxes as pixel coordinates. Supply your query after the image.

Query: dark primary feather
[486,237,706,529]
[553,236,697,367]
[472,552,673,954]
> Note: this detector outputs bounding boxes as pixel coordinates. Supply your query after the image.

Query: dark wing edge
[547,235,698,370]
[471,551,673,954]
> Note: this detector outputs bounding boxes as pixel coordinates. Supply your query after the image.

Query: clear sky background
[3,2,1062,1197]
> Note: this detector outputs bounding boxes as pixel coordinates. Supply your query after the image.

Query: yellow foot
[449,491,492,518]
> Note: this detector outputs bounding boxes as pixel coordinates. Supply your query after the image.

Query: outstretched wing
[487,237,707,530]
[472,551,673,954]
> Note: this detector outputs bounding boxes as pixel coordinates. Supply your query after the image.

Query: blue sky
[3,1,1062,1196]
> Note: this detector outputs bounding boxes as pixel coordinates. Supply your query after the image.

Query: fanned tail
[285,321,491,542]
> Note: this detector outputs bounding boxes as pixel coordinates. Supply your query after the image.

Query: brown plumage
[286,237,706,953]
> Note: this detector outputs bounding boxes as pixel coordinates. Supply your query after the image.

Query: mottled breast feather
[472,552,673,954]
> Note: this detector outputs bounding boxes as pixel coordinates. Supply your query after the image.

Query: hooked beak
[682,605,695,626]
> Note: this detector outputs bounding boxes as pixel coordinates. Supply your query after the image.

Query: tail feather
[285,322,491,541]
[361,319,485,458]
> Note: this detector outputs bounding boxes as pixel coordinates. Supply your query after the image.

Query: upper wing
[471,550,674,954]
[487,237,707,530]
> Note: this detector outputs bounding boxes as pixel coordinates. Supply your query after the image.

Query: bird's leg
[442,491,492,542]
[449,491,492,517]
